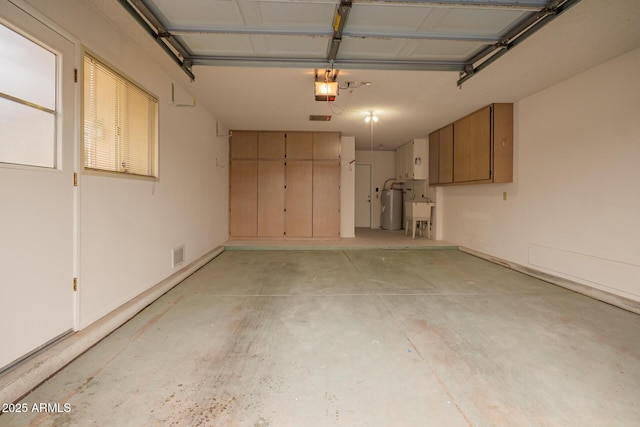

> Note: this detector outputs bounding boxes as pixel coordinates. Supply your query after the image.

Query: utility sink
[404,201,434,218]
[404,201,435,240]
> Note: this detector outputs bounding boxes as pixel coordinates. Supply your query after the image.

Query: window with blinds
[83,54,158,178]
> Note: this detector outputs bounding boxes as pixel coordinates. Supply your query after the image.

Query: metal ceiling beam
[116,0,195,80]
[191,55,464,72]
[457,0,581,86]
[327,0,353,62]
[169,28,334,37]
[168,27,498,43]
[352,0,545,11]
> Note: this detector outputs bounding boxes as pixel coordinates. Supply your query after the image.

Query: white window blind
[83,54,158,177]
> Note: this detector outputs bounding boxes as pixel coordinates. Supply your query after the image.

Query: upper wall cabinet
[258,132,285,159]
[396,139,427,180]
[429,103,513,186]
[429,125,453,185]
[230,131,258,159]
[286,132,313,159]
[313,132,341,160]
[231,131,341,160]
[454,106,491,183]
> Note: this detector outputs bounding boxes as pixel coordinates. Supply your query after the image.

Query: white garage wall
[341,136,356,238]
[25,0,229,327]
[441,47,640,302]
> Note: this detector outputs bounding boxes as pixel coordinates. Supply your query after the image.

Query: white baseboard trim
[459,246,640,315]
[0,246,225,404]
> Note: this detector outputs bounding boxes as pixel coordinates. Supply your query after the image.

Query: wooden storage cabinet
[258,132,285,159]
[286,132,313,159]
[428,130,439,184]
[454,106,491,183]
[230,131,257,159]
[395,139,427,180]
[229,131,341,238]
[491,103,514,184]
[428,104,512,186]
[439,125,454,184]
[257,160,285,237]
[429,126,454,185]
[229,159,257,237]
[313,160,341,237]
[285,161,313,237]
[313,132,341,160]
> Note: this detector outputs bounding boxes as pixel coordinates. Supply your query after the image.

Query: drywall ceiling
[90,0,640,150]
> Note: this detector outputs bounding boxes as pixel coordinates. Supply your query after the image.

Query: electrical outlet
[503,192,507,201]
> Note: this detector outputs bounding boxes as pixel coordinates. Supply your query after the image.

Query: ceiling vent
[309,115,332,121]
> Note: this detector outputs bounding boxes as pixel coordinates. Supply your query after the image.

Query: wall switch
[503,192,507,201]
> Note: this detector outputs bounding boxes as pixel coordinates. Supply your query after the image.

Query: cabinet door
[454,106,490,182]
[258,131,285,159]
[313,160,340,237]
[492,103,514,183]
[313,132,341,159]
[411,139,427,180]
[429,131,440,185]
[286,161,313,237]
[286,132,313,159]
[439,124,454,184]
[229,160,257,237]
[405,142,413,179]
[257,160,285,237]
[230,131,257,159]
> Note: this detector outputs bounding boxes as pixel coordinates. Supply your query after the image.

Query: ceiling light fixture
[366,111,378,154]
[364,112,378,123]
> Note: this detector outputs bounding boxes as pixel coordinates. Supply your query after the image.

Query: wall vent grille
[172,245,185,268]
[309,115,331,121]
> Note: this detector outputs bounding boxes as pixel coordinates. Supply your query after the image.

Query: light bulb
[365,112,378,123]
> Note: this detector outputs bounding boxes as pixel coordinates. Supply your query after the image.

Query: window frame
[81,49,159,181]
[0,19,59,170]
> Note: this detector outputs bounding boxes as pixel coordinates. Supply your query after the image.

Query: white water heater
[381,189,402,230]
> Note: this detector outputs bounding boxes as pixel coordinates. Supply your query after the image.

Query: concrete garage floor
[3,249,640,426]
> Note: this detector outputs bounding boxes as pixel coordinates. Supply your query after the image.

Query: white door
[355,163,371,228]
[0,2,76,370]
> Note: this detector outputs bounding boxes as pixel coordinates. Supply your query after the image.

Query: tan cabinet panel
[229,160,257,237]
[286,132,313,159]
[258,160,285,237]
[468,107,491,181]
[230,131,258,159]
[493,103,514,183]
[313,160,340,237]
[258,131,285,159]
[286,161,313,237]
[313,132,341,160]
[454,106,490,182]
[439,124,454,184]
[429,130,439,185]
